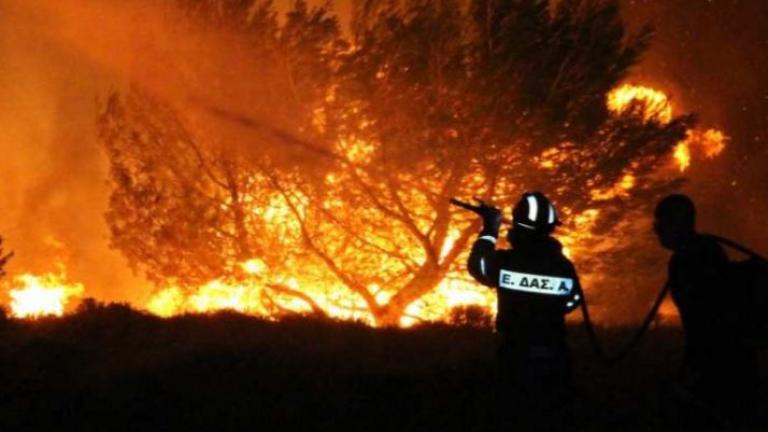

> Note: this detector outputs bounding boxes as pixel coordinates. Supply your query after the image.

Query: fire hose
[450,197,669,364]
[453,196,768,364]
[710,235,768,264]
[199,103,761,355]
[601,235,768,362]
[450,198,615,359]
[583,282,670,364]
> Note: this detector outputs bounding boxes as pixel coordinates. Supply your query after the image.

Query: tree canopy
[99,0,692,325]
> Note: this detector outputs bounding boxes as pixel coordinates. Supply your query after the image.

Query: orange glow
[400,277,495,327]
[590,174,636,201]
[537,147,565,169]
[147,259,274,318]
[139,84,727,326]
[607,84,727,172]
[8,271,84,318]
[673,141,691,172]
[0,0,737,329]
[557,208,600,261]
[699,129,727,158]
[672,129,728,172]
[607,84,673,123]
[242,259,266,275]
[146,259,495,326]
[1,83,729,326]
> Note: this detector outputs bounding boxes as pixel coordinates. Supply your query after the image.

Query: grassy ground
[0,304,764,431]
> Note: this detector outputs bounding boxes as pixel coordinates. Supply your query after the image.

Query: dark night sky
[619,0,768,251]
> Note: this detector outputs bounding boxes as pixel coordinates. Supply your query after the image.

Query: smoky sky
[0,1,145,302]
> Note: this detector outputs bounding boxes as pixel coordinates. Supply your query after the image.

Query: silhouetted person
[654,194,758,427]
[467,192,582,431]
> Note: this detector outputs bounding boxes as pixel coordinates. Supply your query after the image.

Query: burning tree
[100,0,696,325]
[99,0,343,316]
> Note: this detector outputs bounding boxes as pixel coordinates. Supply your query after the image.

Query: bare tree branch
[261,165,382,315]
[266,283,327,317]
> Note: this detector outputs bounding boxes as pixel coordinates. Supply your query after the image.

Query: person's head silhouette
[654,194,696,251]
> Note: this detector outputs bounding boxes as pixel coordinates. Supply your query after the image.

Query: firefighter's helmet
[512,192,561,232]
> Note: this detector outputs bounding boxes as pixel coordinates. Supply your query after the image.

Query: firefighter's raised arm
[465,202,503,288]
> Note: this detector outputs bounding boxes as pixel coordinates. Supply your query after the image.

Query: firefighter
[466,192,582,431]
[654,194,758,427]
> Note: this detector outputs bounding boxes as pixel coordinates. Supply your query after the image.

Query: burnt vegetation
[98,0,691,324]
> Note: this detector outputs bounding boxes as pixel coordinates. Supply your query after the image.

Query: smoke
[0,0,141,301]
[620,0,768,255]
[0,0,265,303]
[0,0,352,305]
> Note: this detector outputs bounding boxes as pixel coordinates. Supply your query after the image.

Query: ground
[0,304,765,431]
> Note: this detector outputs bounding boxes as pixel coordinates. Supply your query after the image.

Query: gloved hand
[477,202,502,238]
[448,197,502,238]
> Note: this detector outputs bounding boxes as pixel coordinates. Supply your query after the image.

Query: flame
[139,84,727,326]
[242,259,266,275]
[557,208,601,260]
[607,84,728,172]
[673,141,691,172]
[538,147,566,170]
[607,84,673,123]
[147,259,273,318]
[698,129,727,158]
[672,129,728,173]
[145,233,494,325]
[8,271,85,318]
[590,174,636,201]
[145,286,185,318]
[0,83,725,326]
[0,84,720,326]
[146,261,376,323]
[146,259,494,326]
[400,277,495,327]
[147,278,375,322]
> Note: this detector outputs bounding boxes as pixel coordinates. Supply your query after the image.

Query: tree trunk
[374,263,448,326]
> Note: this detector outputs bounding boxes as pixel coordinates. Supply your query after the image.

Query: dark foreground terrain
[0,304,765,431]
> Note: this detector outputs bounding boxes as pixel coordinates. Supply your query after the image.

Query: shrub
[448,305,493,329]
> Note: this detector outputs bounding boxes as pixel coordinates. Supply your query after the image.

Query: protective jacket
[468,235,582,345]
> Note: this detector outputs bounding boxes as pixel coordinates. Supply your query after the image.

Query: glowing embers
[557,208,601,260]
[590,174,636,201]
[697,129,728,158]
[8,271,85,318]
[673,129,728,172]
